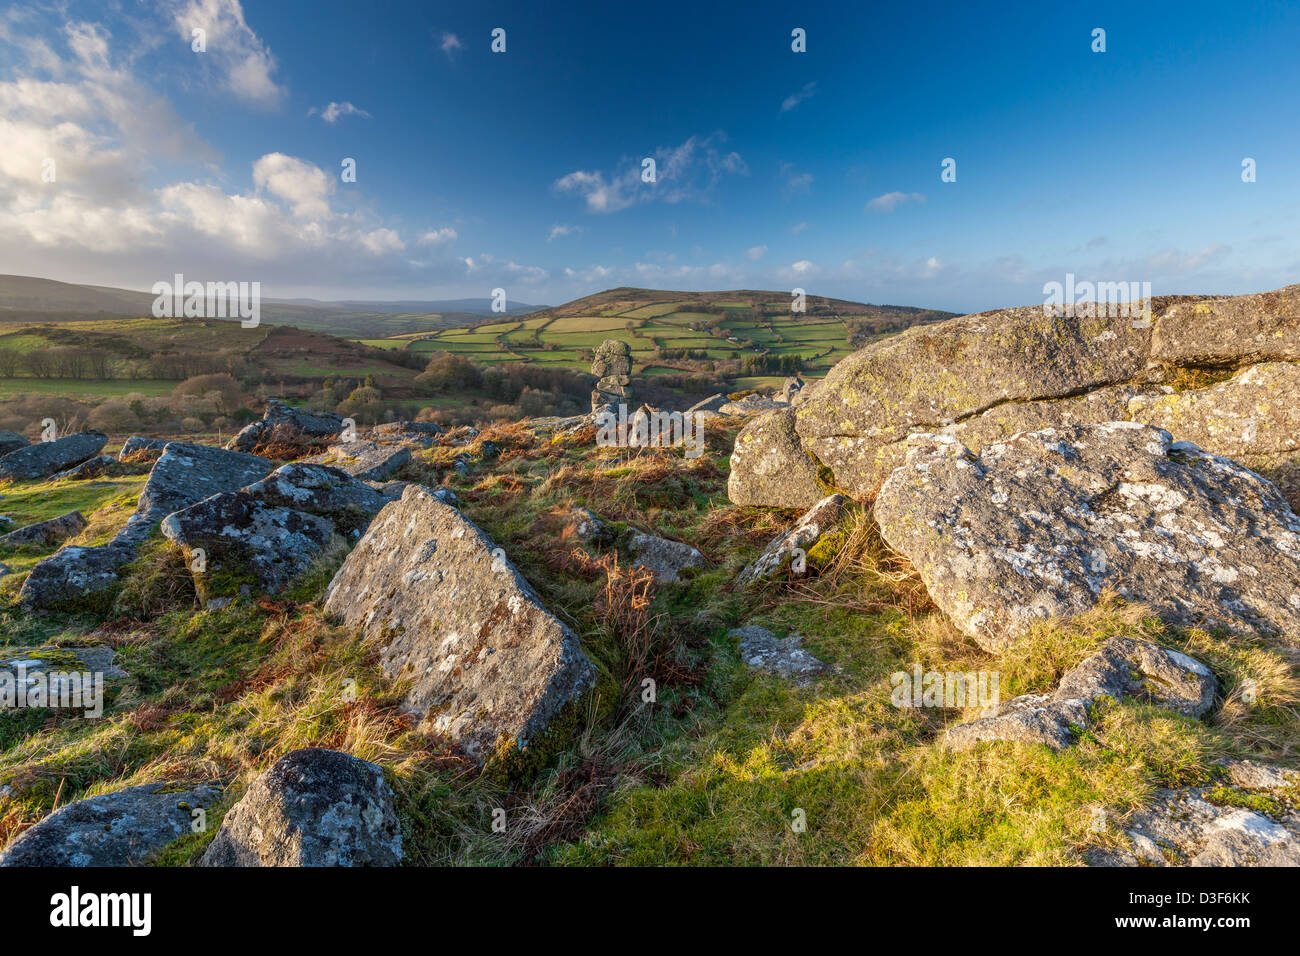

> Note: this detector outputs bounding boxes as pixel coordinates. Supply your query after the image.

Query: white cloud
[311,101,370,123]
[866,191,926,213]
[553,133,747,214]
[791,221,809,234]
[439,31,462,58]
[417,227,458,245]
[252,153,334,220]
[779,162,812,198]
[172,0,286,108]
[746,245,768,261]
[548,224,581,241]
[781,81,816,113]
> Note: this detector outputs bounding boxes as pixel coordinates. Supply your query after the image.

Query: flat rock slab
[302,440,410,482]
[371,421,445,447]
[51,455,116,481]
[199,749,401,867]
[161,463,388,599]
[19,442,272,610]
[323,485,596,765]
[1092,762,1300,867]
[875,423,1300,652]
[0,510,86,547]
[731,625,835,685]
[0,783,222,866]
[628,531,705,583]
[736,494,849,588]
[945,636,1217,751]
[0,431,107,481]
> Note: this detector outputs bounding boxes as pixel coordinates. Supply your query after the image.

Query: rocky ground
[0,283,1296,867]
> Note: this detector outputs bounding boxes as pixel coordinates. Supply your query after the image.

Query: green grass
[0,420,1290,867]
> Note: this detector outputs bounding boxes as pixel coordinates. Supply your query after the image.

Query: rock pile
[591,339,634,413]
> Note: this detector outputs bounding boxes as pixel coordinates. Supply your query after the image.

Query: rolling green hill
[363,287,955,388]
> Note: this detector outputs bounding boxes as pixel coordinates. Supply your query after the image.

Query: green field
[352,288,954,384]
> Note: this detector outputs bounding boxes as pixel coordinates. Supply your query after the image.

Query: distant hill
[400,286,957,387]
[0,275,537,338]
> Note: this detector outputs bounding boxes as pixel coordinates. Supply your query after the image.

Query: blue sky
[1,0,1297,312]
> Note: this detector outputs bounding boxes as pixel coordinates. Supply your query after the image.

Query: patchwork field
[370,288,953,379]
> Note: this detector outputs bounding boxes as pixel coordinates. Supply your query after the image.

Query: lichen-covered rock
[1093,760,1300,867]
[0,430,107,481]
[0,783,221,866]
[1130,362,1300,509]
[302,439,410,482]
[564,506,614,546]
[228,400,345,452]
[0,510,86,547]
[591,339,634,411]
[371,420,444,447]
[718,394,787,416]
[735,494,849,588]
[944,636,1217,751]
[875,423,1300,652]
[323,485,596,765]
[51,454,116,481]
[729,285,1300,505]
[1150,284,1300,367]
[731,625,835,685]
[0,431,28,457]
[118,435,170,461]
[161,463,389,599]
[941,384,1168,453]
[728,408,826,509]
[793,306,1152,497]
[19,442,272,610]
[199,749,401,867]
[627,530,705,583]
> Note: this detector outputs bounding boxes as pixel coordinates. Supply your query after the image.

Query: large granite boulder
[1130,362,1300,509]
[728,408,826,509]
[228,400,346,452]
[0,783,222,866]
[161,463,389,601]
[944,636,1217,751]
[323,485,596,765]
[199,749,401,867]
[19,442,272,610]
[301,439,410,482]
[874,423,1300,652]
[729,284,1300,504]
[0,510,86,547]
[0,431,107,481]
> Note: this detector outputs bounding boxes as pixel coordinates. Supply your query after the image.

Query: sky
[1,0,1298,313]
